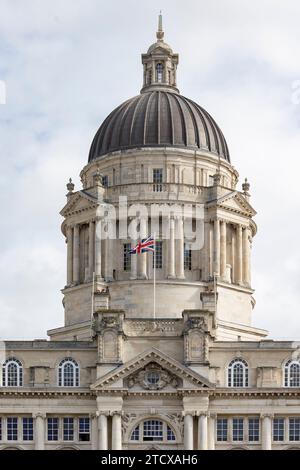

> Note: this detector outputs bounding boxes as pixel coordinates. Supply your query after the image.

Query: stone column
[176,216,185,279]
[213,219,220,276]
[88,220,94,281]
[98,412,108,450]
[138,217,148,279]
[112,412,122,450]
[66,226,73,285]
[236,224,243,285]
[105,224,113,282]
[73,224,80,284]
[261,414,272,450]
[198,413,208,450]
[184,413,194,450]
[34,413,45,450]
[130,239,137,280]
[95,217,103,281]
[168,217,176,279]
[91,414,98,450]
[243,227,251,286]
[207,413,216,450]
[220,220,227,280]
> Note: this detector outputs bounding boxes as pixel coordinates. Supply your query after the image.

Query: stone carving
[185,316,207,332]
[127,363,180,390]
[124,320,182,337]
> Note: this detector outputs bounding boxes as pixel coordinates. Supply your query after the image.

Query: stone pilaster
[33,413,46,450]
[261,414,273,450]
[66,226,73,285]
[95,217,103,281]
[97,412,108,450]
[213,219,220,276]
[207,413,216,450]
[220,220,227,281]
[88,220,94,281]
[183,413,194,450]
[236,224,243,285]
[198,412,208,450]
[176,216,185,279]
[138,217,148,279]
[168,217,176,279]
[111,412,122,450]
[73,224,80,284]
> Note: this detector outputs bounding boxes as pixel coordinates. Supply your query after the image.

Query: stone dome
[88,91,230,163]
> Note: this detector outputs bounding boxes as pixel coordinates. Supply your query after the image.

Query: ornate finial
[242,177,250,194]
[66,178,75,194]
[157,12,164,41]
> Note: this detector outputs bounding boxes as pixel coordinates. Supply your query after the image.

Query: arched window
[284,360,300,387]
[2,358,23,387]
[228,359,248,388]
[129,420,176,443]
[58,358,79,387]
[156,63,164,83]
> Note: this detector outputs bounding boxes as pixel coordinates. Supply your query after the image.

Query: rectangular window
[217,418,228,442]
[184,244,192,271]
[7,417,18,441]
[102,175,108,187]
[47,418,59,441]
[153,241,163,269]
[153,169,163,192]
[232,418,244,442]
[273,418,285,442]
[79,417,90,442]
[22,417,34,441]
[289,418,300,441]
[248,418,260,442]
[123,243,132,272]
[63,418,74,441]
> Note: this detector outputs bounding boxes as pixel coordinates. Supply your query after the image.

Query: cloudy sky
[0,0,299,340]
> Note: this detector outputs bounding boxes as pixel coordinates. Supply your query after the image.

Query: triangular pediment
[91,348,214,392]
[208,191,256,217]
[60,190,98,217]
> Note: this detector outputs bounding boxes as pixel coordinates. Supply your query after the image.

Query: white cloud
[0,0,299,339]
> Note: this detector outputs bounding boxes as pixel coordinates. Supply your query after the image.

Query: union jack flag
[129,236,155,254]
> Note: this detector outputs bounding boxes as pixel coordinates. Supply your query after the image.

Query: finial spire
[157,12,164,41]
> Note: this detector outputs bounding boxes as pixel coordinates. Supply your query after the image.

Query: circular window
[147,371,160,385]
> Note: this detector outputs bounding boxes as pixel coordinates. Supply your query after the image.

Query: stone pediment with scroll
[91,348,214,392]
[208,191,256,218]
[60,190,99,218]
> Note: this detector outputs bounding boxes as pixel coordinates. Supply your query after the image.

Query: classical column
[168,217,176,279]
[243,227,251,286]
[98,413,108,450]
[112,412,122,450]
[261,414,272,450]
[105,225,114,282]
[220,220,227,280]
[198,413,208,450]
[73,224,80,284]
[138,217,148,279]
[213,219,220,276]
[207,413,216,450]
[34,413,45,450]
[236,225,243,285]
[184,413,194,450]
[130,239,137,280]
[91,414,98,450]
[87,220,94,281]
[66,226,73,285]
[176,216,185,279]
[95,217,103,280]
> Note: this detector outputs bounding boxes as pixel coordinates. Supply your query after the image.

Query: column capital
[110,411,123,417]
[260,413,274,419]
[197,411,209,418]
[208,412,217,419]
[96,411,110,417]
[32,412,46,419]
[182,411,196,417]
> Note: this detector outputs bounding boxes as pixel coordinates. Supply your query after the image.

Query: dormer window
[156,63,164,83]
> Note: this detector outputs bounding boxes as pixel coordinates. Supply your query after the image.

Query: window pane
[167,426,176,441]
[153,241,163,269]
[153,169,163,191]
[7,417,18,441]
[289,418,300,441]
[123,243,132,271]
[273,418,284,442]
[79,417,90,442]
[232,418,244,442]
[184,244,192,271]
[217,419,228,442]
[130,425,140,441]
[63,418,74,441]
[23,418,34,441]
[248,418,259,442]
[143,420,163,441]
[47,418,59,441]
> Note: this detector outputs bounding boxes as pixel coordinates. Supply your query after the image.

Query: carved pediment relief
[60,190,98,217]
[126,362,181,390]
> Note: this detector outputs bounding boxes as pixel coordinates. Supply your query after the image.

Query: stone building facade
[1,16,300,451]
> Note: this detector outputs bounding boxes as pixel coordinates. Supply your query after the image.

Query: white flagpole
[153,232,156,321]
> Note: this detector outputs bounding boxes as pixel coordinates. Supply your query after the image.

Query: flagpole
[153,232,156,321]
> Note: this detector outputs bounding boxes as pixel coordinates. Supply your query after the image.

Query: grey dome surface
[88,91,230,162]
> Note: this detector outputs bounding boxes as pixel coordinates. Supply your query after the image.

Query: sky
[0,0,300,340]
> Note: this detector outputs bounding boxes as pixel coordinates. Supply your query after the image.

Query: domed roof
[88,91,230,163]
